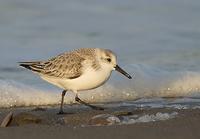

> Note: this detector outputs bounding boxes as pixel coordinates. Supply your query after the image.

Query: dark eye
[106,58,111,62]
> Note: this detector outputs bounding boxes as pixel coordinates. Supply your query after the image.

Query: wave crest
[1,64,200,107]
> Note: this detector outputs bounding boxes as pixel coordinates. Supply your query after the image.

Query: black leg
[75,95,104,110]
[57,90,67,115]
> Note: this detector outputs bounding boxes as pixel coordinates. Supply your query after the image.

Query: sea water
[0,0,200,108]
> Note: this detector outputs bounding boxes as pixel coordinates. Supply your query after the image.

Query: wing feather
[19,48,98,79]
[19,52,85,79]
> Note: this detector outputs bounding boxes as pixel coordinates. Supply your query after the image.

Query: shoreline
[1,105,200,139]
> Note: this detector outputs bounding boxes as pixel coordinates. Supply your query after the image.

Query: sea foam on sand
[91,112,178,126]
[120,112,178,124]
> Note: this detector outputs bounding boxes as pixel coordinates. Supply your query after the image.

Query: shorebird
[19,48,132,114]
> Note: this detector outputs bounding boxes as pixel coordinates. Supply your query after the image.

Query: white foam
[121,112,178,124]
[166,105,188,110]
[128,65,200,98]
[92,112,178,125]
[106,116,121,125]
[91,114,121,125]
[1,64,200,107]
[0,80,74,108]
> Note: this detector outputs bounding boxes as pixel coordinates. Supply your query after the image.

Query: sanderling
[19,48,132,114]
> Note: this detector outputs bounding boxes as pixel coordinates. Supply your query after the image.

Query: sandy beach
[0,0,200,139]
[0,105,200,139]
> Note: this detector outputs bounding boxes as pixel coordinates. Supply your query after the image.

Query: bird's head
[96,48,132,79]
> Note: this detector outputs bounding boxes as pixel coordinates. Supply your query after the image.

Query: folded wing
[19,53,85,79]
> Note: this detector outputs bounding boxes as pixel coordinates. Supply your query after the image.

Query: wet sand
[0,105,200,139]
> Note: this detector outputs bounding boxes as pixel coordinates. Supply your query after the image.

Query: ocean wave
[0,64,200,108]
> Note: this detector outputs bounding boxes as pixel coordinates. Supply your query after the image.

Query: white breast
[41,67,112,91]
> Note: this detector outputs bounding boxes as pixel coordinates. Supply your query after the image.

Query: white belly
[41,68,112,91]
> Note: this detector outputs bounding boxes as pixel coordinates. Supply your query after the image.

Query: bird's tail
[18,61,44,73]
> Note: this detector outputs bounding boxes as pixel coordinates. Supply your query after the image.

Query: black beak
[115,65,132,79]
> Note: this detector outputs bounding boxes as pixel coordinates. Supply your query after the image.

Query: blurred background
[0,0,200,107]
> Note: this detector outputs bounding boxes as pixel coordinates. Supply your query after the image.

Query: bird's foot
[75,96,104,111]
